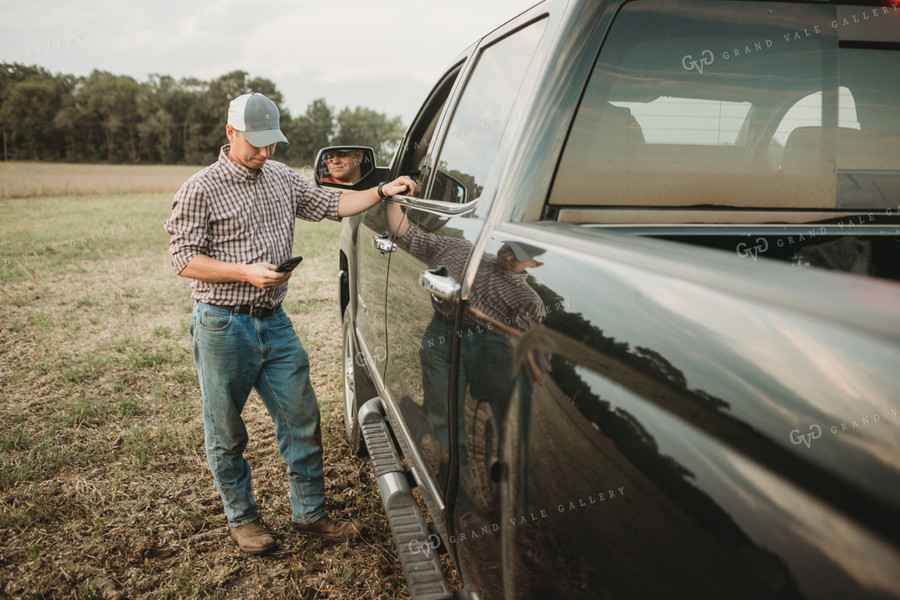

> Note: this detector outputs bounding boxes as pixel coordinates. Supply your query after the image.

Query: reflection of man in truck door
[385,201,549,482]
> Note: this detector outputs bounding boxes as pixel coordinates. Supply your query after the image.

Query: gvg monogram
[682,50,714,73]
[736,237,769,261]
[789,424,823,448]
[408,534,441,558]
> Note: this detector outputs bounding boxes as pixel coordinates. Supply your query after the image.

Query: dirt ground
[0,189,410,599]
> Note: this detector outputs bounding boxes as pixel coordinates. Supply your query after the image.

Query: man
[320,149,365,185]
[165,92,416,554]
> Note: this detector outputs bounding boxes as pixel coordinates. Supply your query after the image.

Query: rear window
[550,0,900,211]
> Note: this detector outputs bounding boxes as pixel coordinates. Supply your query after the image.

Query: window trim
[386,193,479,217]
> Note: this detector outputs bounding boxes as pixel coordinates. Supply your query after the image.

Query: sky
[1,0,540,126]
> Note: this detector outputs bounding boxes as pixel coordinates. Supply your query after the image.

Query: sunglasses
[324,151,356,162]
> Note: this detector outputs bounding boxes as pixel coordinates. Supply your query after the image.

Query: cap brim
[504,241,545,262]
[242,129,289,147]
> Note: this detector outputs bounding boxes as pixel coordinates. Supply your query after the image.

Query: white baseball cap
[227,93,289,147]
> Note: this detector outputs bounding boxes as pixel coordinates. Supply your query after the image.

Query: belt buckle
[249,305,267,318]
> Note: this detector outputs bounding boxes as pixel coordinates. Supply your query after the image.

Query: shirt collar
[219,144,264,181]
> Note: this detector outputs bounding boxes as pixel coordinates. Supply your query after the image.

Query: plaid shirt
[165,145,340,308]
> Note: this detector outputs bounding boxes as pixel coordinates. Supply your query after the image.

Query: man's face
[510,258,544,273]
[325,150,363,184]
[226,125,275,170]
[498,245,544,272]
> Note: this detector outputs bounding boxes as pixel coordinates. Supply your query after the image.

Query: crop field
[0,163,409,599]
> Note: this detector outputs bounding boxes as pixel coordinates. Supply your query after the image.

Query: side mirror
[406,170,471,233]
[432,169,468,204]
[314,146,376,189]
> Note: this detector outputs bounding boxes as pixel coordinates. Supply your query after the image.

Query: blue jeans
[190,301,325,527]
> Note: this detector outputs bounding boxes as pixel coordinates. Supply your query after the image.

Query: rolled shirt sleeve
[290,170,341,222]
[165,179,209,275]
[397,225,442,264]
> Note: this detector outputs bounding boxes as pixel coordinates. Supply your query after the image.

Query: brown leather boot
[292,515,365,542]
[230,519,276,554]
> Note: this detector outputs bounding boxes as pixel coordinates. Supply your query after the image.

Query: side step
[358,398,454,600]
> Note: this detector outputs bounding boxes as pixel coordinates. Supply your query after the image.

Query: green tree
[281,98,334,167]
[178,76,210,164]
[0,63,405,165]
[0,70,71,160]
[333,106,404,162]
[70,70,141,162]
[136,74,199,163]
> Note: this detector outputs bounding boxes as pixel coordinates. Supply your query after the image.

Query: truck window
[609,97,752,146]
[549,0,900,212]
[396,64,462,179]
[771,87,861,169]
[424,17,547,212]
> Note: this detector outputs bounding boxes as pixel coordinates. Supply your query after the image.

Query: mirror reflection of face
[497,244,544,272]
[324,150,364,184]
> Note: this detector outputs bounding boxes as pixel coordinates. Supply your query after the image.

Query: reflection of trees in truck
[513,349,803,599]
[530,278,895,553]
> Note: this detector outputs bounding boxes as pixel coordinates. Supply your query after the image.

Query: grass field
[0,162,203,200]
[0,165,409,599]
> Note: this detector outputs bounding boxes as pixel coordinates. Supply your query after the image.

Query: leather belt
[226,304,279,318]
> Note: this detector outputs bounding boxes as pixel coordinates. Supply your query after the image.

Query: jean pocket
[275,308,293,327]
[199,306,233,332]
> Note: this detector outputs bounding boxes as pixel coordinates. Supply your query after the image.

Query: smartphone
[275,256,303,272]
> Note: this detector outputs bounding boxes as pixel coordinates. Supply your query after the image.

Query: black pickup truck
[316,0,900,598]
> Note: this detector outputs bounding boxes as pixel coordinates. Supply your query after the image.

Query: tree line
[0,63,405,167]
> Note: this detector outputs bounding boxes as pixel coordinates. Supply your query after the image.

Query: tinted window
[426,18,547,209]
[397,65,462,178]
[550,0,900,211]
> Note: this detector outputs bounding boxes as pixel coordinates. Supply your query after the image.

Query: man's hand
[243,262,292,289]
[179,255,294,288]
[381,176,417,198]
[337,176,419,218]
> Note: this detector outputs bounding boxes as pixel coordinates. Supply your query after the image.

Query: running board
[358,398,454,600]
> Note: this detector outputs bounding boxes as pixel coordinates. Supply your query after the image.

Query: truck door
[381,17,548,597]
[352,199,391,384]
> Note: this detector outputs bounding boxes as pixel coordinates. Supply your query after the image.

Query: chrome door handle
[373,234,397,254]
[419,267,460,300]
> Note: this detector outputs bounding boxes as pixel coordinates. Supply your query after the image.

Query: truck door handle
[373,234,397,254]
[419,267,460,300]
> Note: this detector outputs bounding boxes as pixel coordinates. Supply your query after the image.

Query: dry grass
[0,165,409,599]
[0,162,204,199]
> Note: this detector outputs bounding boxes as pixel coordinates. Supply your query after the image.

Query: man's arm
[179,255,291,289]
[337,176,417,217]
[384,200,408,238]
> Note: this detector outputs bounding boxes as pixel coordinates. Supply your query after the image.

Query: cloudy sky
[1,0,539,125]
